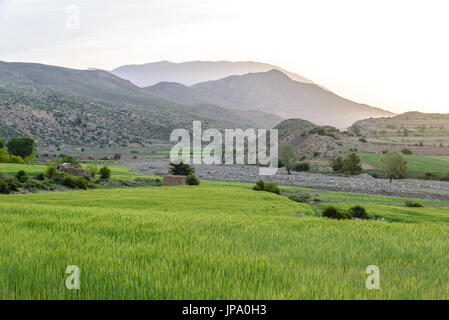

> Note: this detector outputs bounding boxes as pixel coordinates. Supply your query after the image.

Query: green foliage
[62,176,77,189]
[0,148,9,163]
[0,181,10,194]
[405,201,423,208]
[264,182,280,195]
[401,148,413,155]
[280,144,298,175]
[99,166,112,180]
[380,151,407,182]
[76,177,88,190]
[6,137,36,158]
[441,171,449,181]
[186,174,200,186]
[86,163,98,178]
[293,162,310,172]
[288,193,311,203]
[322,206,352,220]
[329,156,344,173]
[8,155,24,164]
[359,137,367,143]
[253,179,265,191]
[168,161,194,176]
[45,167,58,178]
[342,153,363,175]
[15,170,28,183]
[0,138,4,149]
[350,206,370,219]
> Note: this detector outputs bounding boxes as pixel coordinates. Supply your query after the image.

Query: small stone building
[163,175,187,186]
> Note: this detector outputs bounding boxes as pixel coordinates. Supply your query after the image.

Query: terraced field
[1,164,449,299]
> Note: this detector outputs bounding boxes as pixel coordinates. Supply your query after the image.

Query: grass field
[360,153,449,177]
[1,163,449,299]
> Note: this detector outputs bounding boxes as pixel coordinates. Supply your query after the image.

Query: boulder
[163,175,187,186]
[57,163,86,176]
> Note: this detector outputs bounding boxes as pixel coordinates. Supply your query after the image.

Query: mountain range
[0,59,395,147]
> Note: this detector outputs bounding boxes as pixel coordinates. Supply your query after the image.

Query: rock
[163,175,187,186]
[57,163,86,176]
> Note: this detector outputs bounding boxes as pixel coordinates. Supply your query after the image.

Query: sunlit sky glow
[1,0,448,114]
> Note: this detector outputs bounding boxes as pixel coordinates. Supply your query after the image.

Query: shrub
[76,177,88,190]
[405,201,423,208]
[253,179,265,191]
[329,156,344,173]
[8,155,24,164]
[401,148,413,155]
[313,197,321,203]
[277,159,285,168]
[168,161,194,176]
[7,180,19,192]
[62,176,77,189]
[23,180,48,192]
[293,162,310,172]
[313,152,321,158]
[186,174,200,186]
[359,137,367,143]
[0,181,10,194]
[441,171,449,181]
[0,148,9,163]
[288,194,311,203]
[36,173,45,181]
[0,138,4,149]
[15,170,28,183]
[45,167,58,178]
[86,163,98,178]
[350,206,370,219]
[264,182,280,195]
[322,206,352,220]
[425,172,434,180]
[114,153,121,160]
[99,166,111,180]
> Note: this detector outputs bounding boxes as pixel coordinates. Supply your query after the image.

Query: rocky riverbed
[129,159,449,201]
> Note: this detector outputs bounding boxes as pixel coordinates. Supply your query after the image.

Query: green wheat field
[1,165,449,299]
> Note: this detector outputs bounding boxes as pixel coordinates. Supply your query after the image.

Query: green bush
[359,137,367,143]
[0,148,9,163]
[253,179,265,191]
[99,166,111,180]
[441,171,449,181]
[0,138,4,149]
[293,162,310,172]
[322,206,352,220]
[76,177,88,190]
[186,174,200,186]
[288,193,311,203]
[23,180,48,192]
[405,201,423,208]
[264,182,280,195]
[8,155,24,164]
[342,153,363,175]
[0,181,10,194]
[401,148,413,155]
[62,176,77,189]
[45,167,58,178]
[350,205,370,219]
[168,161,194,176]
[15,170,28,183]
[329,156,344,173]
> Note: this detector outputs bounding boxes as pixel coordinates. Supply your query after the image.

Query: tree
[99,166,111,180]
[342,153,362,175]
[329,156,344,173]
[168,161,194,176]
[380,151,407,183]
[280,144,298,175]
[0,138,5,149]
[6,137,36,158]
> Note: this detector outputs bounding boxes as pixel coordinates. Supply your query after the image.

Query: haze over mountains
[0,59,397,147]
[111,61,314,87]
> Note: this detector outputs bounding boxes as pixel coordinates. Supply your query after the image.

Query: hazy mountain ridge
[0,61,282,147]
[193,69,395,128]
[111,60,314,87]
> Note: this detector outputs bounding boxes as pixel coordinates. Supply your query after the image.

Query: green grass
[361,153,449,176]
[2,164,449,299]
[0,163,148,181]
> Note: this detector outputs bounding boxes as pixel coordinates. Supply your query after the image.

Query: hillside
[193,70,395,128]
[0,61,281,147]
[111,60,314,87]
[350,111,449,155]
[274,118,362,159]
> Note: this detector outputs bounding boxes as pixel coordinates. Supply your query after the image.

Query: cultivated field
[1,164,449,299]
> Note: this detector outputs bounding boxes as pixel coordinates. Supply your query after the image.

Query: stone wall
[163,175,187,186]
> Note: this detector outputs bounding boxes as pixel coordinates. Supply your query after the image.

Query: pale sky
[1,0,448,114]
